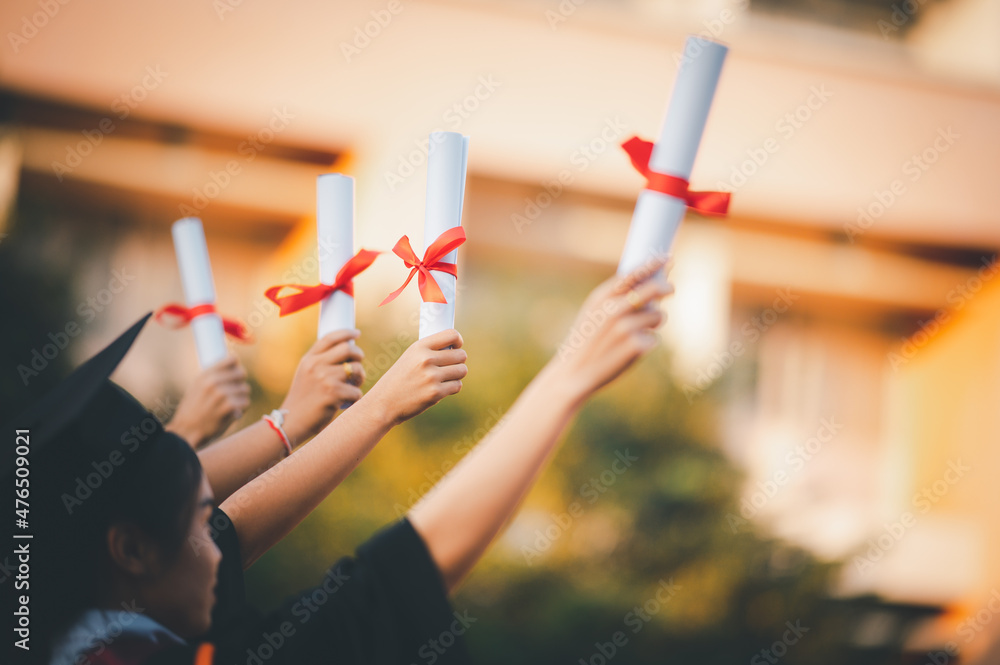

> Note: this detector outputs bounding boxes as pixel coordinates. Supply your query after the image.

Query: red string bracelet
[262,408,292,456]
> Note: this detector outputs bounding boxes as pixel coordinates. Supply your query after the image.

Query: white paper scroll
[419,131,469,340]
[317,174,356,338]
[171,217,227,368]
[617,36,728,276]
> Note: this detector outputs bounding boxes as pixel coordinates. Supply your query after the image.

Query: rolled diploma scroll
[617,37,728,276]
[317,174,356,338]
[418,132,469,340]
[171,217,228,368]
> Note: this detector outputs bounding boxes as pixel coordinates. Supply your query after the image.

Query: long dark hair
[33,424,203,663]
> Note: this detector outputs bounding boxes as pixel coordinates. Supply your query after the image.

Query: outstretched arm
[197,330,365,502]
[220,329,468,569]
[408,262,671,591]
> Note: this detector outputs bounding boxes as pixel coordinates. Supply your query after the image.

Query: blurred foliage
[241,260,899,665]
[2,183,924,663]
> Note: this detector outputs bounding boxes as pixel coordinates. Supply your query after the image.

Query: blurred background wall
[1,0,999,662]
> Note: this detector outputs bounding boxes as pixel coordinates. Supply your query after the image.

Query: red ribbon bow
[263,249,381,317]
[379,226,466,306]
[622,136,730,216]
[155,303,253,342]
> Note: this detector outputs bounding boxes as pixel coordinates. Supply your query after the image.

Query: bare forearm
[220,397,394,569]
[197,421,290,502]
[408,363,584,591]
[198,330,364,503]
[217,330,468,569]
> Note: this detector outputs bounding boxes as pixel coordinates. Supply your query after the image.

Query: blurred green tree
[244,260,905,665]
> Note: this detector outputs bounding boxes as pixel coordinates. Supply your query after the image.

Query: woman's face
[145,474,221,638]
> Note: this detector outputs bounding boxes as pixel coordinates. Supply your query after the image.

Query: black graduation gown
[82,509,474,665]
[198,507,475,665]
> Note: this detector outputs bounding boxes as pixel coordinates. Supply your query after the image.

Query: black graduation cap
[2,312,168,484]
[3,314,199,657]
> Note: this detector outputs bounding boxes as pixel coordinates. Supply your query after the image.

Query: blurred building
[1,0,999,660]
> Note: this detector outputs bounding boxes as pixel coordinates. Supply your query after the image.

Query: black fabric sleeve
[206,506,246,639]
[210,518,474,665]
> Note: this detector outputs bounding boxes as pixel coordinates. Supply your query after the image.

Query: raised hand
[409,258,674,591]
[220,329,468,568]
[167,355,251,449]
[280,329,366,445]
[363,329,468,427]
[551,258,673,402]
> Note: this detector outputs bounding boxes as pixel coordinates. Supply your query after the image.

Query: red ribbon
[155,303,253,343]
[379,226,466,305]
[622,136,730,215]
[263,249,382,317]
